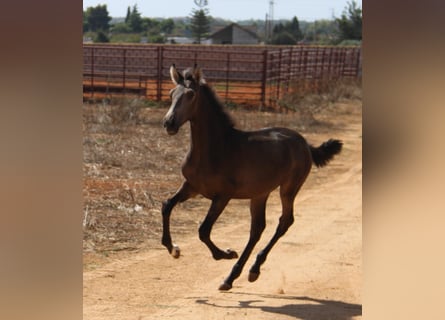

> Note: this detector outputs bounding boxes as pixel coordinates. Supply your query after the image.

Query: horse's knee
[161,200,171,216]
[287,215,294,227]
[198,224,210,242]
[257,218,266,233]
[279,214,294,232]
[250,227,265,243]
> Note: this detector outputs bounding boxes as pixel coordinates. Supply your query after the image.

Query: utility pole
[268,0,275,43]
[194,0,208,8]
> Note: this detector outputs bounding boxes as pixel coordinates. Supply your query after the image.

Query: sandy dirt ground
[83,100,362,320]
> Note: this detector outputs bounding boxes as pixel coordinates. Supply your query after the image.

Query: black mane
[199,83,236,129]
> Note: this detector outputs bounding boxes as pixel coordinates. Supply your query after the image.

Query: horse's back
[240,127,311,164]
[223,127,312,197]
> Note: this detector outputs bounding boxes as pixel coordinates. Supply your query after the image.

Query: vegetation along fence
[83,44,361,109]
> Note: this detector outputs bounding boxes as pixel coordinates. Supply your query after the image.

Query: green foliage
[111,22,131,33]
[109,33,141,43]
[190,9,211,44]
[84,5,111,32]
[125,7,131,24]
[271,31,297,45]
[149,34,165,43]
[141,17,160,31]
[303,19,338,44]
[94,31,110,43]
[83,11,89,32]
[127,5,143,33]
[288,17,303,40]
[336,0,362,41]
[337,39,362,46]
[160,19,175,34]
[271,16,302,45]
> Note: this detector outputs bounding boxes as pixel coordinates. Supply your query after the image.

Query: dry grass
[278,79,362,125]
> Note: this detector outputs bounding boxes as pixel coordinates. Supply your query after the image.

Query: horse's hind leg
[219,195,268,291]
[248,186,300,282]
[198,197,238,260]
[162,181,196,258]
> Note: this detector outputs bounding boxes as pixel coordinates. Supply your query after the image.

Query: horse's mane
[198,83,236,129]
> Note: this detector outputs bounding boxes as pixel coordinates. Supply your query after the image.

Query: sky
[83,0,360,21]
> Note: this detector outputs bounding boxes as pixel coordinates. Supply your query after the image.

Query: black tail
[310,139,343,168]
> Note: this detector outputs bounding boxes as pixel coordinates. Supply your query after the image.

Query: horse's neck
[189,112,226,158]
[188,94,231,162]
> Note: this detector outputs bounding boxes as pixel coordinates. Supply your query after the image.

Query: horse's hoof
[248,271,259,282]
[218,282,232,291]
[226,248,238,259]
[171,244,180,258]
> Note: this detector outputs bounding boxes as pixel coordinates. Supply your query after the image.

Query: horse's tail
[309,139,343,168]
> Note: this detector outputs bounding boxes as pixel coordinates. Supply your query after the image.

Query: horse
[161,64,342,291]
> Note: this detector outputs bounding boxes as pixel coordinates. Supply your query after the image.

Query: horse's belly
[181,156,289,199]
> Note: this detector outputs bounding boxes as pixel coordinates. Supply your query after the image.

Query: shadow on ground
[195,293,361,320]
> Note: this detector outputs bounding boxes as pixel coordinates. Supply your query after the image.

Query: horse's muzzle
[163,117,178,135]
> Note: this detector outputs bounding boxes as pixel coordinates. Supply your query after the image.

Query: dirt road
[83,102,362,319]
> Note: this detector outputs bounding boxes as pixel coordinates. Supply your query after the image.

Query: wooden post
[276,48,283,107]
[260,49,268,110]
[225,52,230,104]
[123,48,127,95]
[157,46,163,101]
[91,47,94,99]
[355,47,362,79]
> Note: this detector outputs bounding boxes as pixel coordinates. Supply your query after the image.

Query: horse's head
[163,64,205,135]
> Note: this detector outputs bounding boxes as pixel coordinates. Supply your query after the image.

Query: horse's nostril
[164,117,175,129]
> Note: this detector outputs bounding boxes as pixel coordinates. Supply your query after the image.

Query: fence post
[327,46,333,81]
[355,47,362,79]
[123,48,127,95]
[276,48,283,108]
[284,47,293,96]
[91,47,94,99]
[157,46,163,102]
[225,52,231,103]
[302,47,308,91]
[340,47,346,78]
[260,49,268,110]
[320,47,327,91]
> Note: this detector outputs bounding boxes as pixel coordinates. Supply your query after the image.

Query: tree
[84,5,111,32]
[288,17,303,41]
[141,17,160,33]
[273,23,285,34]
[128,5,143,33]
[94,31,110,43]
[303,19,337,44]
[160,19,175,35]
[270,16,302,45]
[83,11,89,32]
[111,22,131,34]
[336,0,362,41]
[190,9,211,44]
[271,31,297,45]
[125,6,131,24]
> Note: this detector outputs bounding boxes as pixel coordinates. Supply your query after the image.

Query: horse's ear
[193,65,206,84]
[170,64,183,85]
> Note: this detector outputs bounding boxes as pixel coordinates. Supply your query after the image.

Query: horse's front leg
[161,181,196,258]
